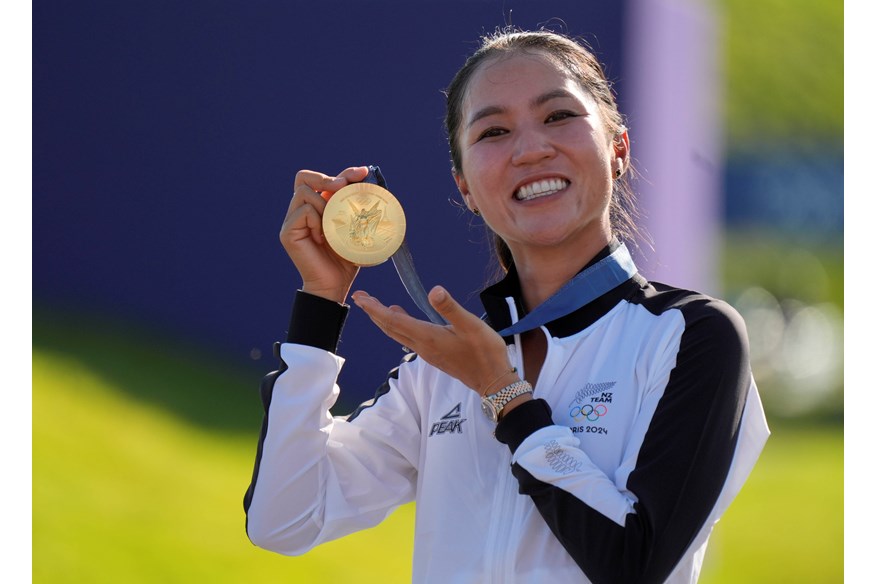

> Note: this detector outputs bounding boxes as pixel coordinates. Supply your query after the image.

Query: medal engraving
[348,200,383,249]
[323,182,406,266]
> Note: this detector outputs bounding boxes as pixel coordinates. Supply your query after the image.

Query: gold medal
[322,182,407,267]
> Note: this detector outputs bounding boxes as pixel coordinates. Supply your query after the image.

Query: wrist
[300,284,350,305]
[287,290,350,351]
[478,367,519,397]
[497,391,533,420]
[480,379,533,423]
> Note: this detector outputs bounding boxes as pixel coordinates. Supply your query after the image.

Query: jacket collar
[479,239,647,340]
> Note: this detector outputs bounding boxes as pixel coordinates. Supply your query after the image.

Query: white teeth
[515,178,569,201]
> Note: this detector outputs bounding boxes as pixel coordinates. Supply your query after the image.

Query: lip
[512,174,571,201]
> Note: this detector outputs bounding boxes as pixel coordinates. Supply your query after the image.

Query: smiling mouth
[514,178,570,201]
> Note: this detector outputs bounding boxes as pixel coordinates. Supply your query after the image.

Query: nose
[510,126,555,166]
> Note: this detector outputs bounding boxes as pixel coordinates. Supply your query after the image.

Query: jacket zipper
[486,297,527,581]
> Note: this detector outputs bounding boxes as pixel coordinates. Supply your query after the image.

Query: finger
[284,185,325,230]
[286,171,365,242]
[294,167,370,201]
[321,166,372,200]
[379,307,418,350]
[428,286,480,329]
[301,203,325,244]
[351,291,401,328]
[287,184,328,217]
[352,293,419,346]
[336,165,371,183]
[280,203,326,245]
[353,292,432,339]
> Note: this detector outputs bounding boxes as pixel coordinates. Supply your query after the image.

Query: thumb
[428,286,470,325]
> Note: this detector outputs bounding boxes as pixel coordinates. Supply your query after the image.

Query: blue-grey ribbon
[496,242,637,337]
[364,166,447,326]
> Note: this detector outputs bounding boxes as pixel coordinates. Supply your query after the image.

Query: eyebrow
[466,88,579,129]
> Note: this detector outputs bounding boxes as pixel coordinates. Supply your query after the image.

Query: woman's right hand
[280,166,370,304]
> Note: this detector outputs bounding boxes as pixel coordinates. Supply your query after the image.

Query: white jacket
[244,248,769,583]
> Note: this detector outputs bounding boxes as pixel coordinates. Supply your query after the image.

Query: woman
[244,28,769,583]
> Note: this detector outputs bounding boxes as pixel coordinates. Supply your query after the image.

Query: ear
[454,171,476,212]
[612,130,630,175]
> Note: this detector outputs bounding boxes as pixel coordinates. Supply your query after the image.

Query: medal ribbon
[365,166,448,326]
[496,242,637,337]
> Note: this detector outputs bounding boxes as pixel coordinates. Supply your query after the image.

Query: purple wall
[34,0,624,405]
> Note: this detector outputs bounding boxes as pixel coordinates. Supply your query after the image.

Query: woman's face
[455,51,626,261]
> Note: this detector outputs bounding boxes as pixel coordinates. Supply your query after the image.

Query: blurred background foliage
[33,0,843,581]
[723,0,843,149]
[720,0,843,425]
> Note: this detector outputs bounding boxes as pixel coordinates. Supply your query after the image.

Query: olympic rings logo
[569,404,608,422]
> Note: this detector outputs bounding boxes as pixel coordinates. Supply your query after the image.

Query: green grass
[699,424,843,583]
[33,313,414,583]
[33,310,842,582]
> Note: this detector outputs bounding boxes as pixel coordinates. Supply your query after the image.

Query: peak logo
[429,403,466,437]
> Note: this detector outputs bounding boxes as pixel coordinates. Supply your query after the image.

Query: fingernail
[433,287,446,302]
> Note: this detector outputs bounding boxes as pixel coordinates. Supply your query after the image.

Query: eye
[476,127,508,141]
[545,110,579,123]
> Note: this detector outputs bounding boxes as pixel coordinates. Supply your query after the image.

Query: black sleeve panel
[242,343,288,520]
[510,298,751,584]
[495,398,554,452]
[286,290,349,352]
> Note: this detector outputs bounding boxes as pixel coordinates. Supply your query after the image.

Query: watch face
[481,399,498,423]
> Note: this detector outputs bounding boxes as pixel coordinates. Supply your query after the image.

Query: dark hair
[443,27,640,273]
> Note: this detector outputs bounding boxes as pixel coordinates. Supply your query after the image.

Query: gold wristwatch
[481,380,533,423]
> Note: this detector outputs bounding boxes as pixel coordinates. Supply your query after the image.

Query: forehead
[462,51,589,114]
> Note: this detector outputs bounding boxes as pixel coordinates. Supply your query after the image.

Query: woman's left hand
[351,286,514,395]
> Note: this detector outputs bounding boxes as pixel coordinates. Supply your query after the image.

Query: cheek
[459,149,500,192]
[569,130,611,162]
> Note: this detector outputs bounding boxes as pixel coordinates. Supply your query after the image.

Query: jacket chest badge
[567,382,616,436]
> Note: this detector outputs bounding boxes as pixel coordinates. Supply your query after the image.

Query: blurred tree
[722,0,843,151]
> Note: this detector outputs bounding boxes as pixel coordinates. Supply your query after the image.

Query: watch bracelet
[487,379,533,410]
